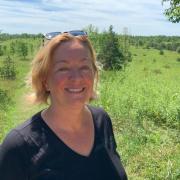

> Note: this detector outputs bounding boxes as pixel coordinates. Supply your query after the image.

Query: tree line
[0,25,179,76]
[129,35,180,52]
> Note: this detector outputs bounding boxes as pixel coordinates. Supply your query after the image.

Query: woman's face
[46,40,95,108]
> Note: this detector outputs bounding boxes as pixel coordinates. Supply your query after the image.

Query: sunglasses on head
[43,30,88,40]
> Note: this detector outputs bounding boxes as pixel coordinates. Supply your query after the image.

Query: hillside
[0,36,180,179]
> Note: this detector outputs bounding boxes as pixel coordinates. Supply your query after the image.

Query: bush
[0,56,16,80]
[0,45,3,56]
[176,46,180,53]
[177,57,180,62]
[159,50,164,55]
[0,89,12,111]
[153,69,162,74]
[97,25,125,70]
[163,65,171,69]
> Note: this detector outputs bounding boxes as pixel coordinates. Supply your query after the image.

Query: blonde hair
[26,34,99,104]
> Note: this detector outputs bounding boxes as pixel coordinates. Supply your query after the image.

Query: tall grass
[92,47,180,179]
[0,43,179,179]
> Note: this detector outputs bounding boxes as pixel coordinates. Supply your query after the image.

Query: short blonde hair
[27,34,99,104]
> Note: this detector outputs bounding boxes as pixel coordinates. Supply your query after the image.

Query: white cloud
[0,0,179,35]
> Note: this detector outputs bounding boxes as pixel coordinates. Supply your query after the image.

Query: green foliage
[130,36,180,52]
[138,39,144,46]
[17,41,28,59]
[84,24,99,36]
[83,24,99,52]
[162,0,180,23]
[177,57,180,61]
[159,49,164,55]
[0,89,12,111]
[10,42,15,55]
[176,46,180,53]
[0,33,42,41]
[92,47,180,178]
[0,32,180,179]
[119,30,132,63]
[0,56,16,80]
[3,45,7,54]
[0,45,4,56]
[97,25,125,70]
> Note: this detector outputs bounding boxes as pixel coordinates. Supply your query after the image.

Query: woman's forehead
[53,40,91,59]
[53,57,91,65]
[57,39,88,51]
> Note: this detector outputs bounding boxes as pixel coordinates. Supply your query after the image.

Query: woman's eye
[81,66,90,71]
[58,68,69,72]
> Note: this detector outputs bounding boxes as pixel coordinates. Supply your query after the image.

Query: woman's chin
[67,100,86,107]
[63,97,89,108]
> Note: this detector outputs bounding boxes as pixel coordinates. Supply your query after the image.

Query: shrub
[0,56,16,80]
[97,25,125,70]
[0,45,3,56]
[0,89,12,111]
[159,50,164,55]
[153,69,162,74]
[163,65,171,69]
[176,46,180,54]
[177,57,180,62]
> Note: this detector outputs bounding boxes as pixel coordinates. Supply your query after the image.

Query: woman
[0,31,127,180]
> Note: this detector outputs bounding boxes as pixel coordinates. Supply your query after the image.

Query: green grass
[0,43,180,179]
[91,47,180,179]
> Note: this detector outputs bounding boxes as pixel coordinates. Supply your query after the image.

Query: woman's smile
[65,87,85,93]
[45,39,94,107]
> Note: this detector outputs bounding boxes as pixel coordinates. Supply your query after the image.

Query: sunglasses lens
[69,30,87,36]
[44,32,61,40]
[44,30,87,40]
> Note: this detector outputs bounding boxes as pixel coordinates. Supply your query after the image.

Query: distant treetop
[162,0,180,23]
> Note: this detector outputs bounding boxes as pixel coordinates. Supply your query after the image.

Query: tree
[121,27,132,62]
[162,0,180,23]
[17,42,28,59]
[0,56,16,80]
[10,42,15,55]
[83,24,99,51]
[159,49,164,55]
[0,89,12,111]
[0,45,3,56]
[84,24,98,36]
[176,46,180,53]
[97,25,125,70]
[3,45,7,54]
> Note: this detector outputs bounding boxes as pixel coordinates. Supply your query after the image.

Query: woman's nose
[68,69,83,81]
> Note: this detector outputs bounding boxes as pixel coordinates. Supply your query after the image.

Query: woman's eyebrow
[56,60,68,64]
[54,58,89,64]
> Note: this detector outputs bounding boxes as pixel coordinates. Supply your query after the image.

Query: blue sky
[0,0,179,35]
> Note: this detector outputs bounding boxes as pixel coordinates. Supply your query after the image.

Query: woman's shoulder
[87,104,112,127]
[1,110,44,150]
[0,111,47,179]
[87,104,110,117]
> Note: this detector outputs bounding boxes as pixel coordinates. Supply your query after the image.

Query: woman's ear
[43,80,50,91]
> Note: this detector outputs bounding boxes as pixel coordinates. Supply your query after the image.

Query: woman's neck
[41,104,90,133]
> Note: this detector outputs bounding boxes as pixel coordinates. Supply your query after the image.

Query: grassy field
[92,47,180,179]
[0,41,180,179]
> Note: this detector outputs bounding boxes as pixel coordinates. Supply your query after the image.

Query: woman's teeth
[66,88,85,93]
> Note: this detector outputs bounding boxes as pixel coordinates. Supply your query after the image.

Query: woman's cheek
[51,74,67,89]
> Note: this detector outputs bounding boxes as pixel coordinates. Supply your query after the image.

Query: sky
[0,0,179,36]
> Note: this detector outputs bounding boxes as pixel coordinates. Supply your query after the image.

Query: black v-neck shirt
[0,105,127,180]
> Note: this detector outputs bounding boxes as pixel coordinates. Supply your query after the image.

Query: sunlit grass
[0,44,180,179]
